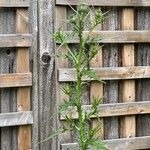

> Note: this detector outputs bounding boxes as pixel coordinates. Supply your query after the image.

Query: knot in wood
[41,52,51,64]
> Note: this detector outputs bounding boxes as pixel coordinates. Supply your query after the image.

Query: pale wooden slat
[90,8,104,139]
[56,0,150,7]
[121,8,136,138]
[60,101,150,120]
[58,30,150,43]
[0,111,33,127]
[61,136,150,150]
[59,66,150,81]
[0,34,32,47]
[0,0,30,7]
[16,9,32,150]
[56,6,71,145]
[0,73,32,88]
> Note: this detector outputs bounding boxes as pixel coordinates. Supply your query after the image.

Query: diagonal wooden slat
[59,66,150,81]
[0,73,32,88]
[56,31,150,44]
[56,0,150,7]
[61,136,150,150]
[0,0,30,7]
[0,34,32,47]
[0,111,33,127]
[60,101,150,120]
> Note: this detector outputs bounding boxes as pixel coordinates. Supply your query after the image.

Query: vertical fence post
[16,9,32,150]
[121,8,136,138]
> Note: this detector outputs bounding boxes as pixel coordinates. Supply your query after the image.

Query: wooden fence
[55,1,150,150]
[1,0,150,150]
[0,1,37,150]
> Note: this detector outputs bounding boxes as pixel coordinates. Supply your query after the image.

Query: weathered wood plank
[61,136,150,150]
[136,7,150,137]
[38,0,56,149]
[102,7,119,140]
[0,34,32,47]
[59,66,150,81]
[16,9,32,150]
[121,8,136,138]
[90,7,104,139]
[56,0,150,7]
[56,5,71,146]
[30,0,38,149]
[0,111,33,127]
[60,101,150,120]
[0,73,32,88]
[57,31,150,43]
[0,0,30,7]
[0,7,18,150]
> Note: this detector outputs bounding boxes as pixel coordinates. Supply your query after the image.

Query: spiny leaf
[59,100,73,113]
[88,138,107,150]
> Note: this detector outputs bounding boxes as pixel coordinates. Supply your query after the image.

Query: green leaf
[59,100,73,113]
[88,138,107,150]
[83,69,104,83]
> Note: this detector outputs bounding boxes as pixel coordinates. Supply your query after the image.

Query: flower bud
[77,4,89,15]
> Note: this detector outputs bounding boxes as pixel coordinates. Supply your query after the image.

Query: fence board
[16,9,31,150]
[102,7,119,140]
[60,31,150,43]
[61,136,150,150]
[38,0,56,149]
[60,101,150,120]
[0,73,32,88]
[0,111,33,127]
[56,0,150,6]
[0,34,32,47]
[56,5,71,145]
[0,7,18,150]
[0,0,30,7]
[59,66,150,81]
[90,7,104,139]
[121,8,136,138]
[136,7,150,137]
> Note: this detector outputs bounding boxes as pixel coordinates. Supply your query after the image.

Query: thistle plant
[53,4,107,150]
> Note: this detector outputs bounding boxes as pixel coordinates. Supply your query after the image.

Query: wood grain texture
[0,34,32,47]
[60,101,150,120]
[29,0,38,149]
[56,6,71,146]
[0,111,33,127]
[61,136,150,150]
[56,0,150,6]
[58,30,150,43]
[0,8,18,150]
[38,0,56,149]
[102,7,119,140]
[59,66,150,81]
[0,0,30,7]
[121,8,135,138]
[136,7,150,137]
[0,73,32,88]
[90,7,103,139]
[16,9,32,150]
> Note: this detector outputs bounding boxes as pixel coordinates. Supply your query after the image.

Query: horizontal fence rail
[56,0,150,7]
[0,111,33,127]
[0,0,30,7]
[59,66,150,81]
[56,31,150,44]
[61,136,150,150]
[0,34,32,47]
[0,73,32,88]
[60,101,150,120]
